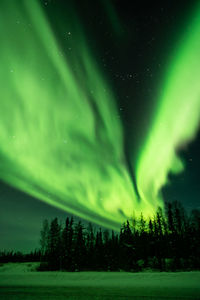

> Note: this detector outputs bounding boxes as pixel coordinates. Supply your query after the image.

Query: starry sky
[0,0,199,252]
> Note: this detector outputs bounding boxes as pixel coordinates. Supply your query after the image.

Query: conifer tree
[74,221,86,270]
[48,217,61,270]
[86,222,95,270]
[40,219,49,259]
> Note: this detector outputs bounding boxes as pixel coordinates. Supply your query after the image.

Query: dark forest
[1,202,200,272]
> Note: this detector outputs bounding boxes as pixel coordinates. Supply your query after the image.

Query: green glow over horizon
[0,1,199,230]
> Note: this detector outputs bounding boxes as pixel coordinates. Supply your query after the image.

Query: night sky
[0,0,199,252]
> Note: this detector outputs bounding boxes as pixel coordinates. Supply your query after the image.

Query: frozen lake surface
[0,263,200,299]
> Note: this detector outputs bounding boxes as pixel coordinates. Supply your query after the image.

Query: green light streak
[136,4,200,207]
[0,0,144,230]
[0,1,199,230]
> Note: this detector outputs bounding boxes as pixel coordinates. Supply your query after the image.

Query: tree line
[37,201,200,271]
[0,250,40,263]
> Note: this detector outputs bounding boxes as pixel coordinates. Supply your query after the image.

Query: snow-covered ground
[0,263,200,299]
[0,262,39,273]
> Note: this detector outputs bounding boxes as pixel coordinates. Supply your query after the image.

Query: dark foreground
[0,268,200,299]
[0,286,200,300]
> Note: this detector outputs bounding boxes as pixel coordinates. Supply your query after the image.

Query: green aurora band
[0,1,199,230]
[136,4,200,211]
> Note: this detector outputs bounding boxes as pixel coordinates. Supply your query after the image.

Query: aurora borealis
[0,0,139,229]
[136,2,200,214]
[0,0,200,243]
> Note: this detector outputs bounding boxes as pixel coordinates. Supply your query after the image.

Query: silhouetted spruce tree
[166,202,175,233]
[61,217,70,270]
[40,219,49,261]
[119,220,134,271]
[138,213,148,268]
[74,221,86,270]
[48,217,61,270]
[103,229,110,270]
[119,223,125,270]
[94,228,104,270]
[190,209,200,269]
[173,202,185,269]
[165,202,176,269]
[110,230,119,270]
[85,222,95,270]
[148,219,154,257]
[154,208,165,270]
[68,217,74,271]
